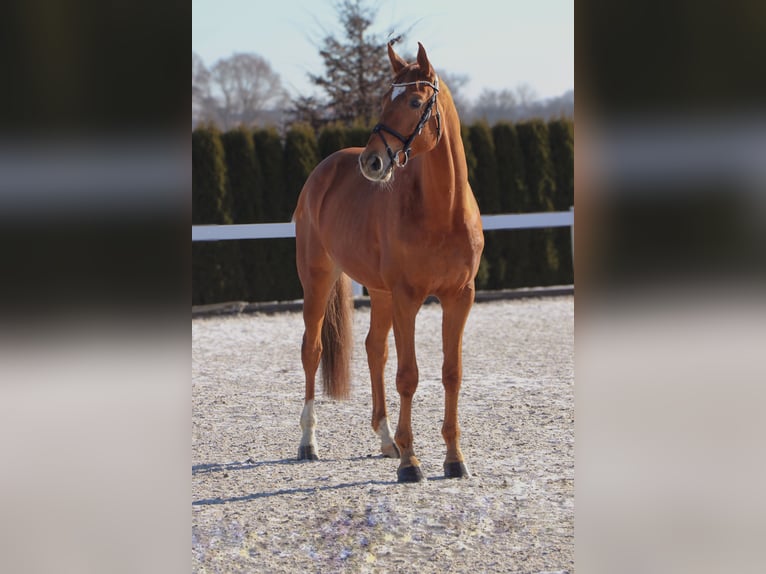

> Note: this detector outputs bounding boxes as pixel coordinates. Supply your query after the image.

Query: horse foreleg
[392,289,426,482]
[366,290,398,458]
[439,284,475,478]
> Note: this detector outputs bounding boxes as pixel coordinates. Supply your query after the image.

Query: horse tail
[320,273,353,400]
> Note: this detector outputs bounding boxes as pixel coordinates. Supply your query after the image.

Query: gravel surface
[192,296,573,573]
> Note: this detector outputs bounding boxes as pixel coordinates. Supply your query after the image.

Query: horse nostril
[370,155,382,172]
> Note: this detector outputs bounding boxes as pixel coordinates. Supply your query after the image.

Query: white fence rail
[192,209,574,296]
[192,210,573,242]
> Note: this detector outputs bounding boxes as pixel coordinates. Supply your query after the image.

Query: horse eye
[409,98,423,109]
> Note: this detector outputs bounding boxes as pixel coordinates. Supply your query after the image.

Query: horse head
[359,42,442,182]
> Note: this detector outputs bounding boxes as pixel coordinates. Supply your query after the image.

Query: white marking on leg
[376,417,398,457]
[376,417,393,443]
[300,400,317,451]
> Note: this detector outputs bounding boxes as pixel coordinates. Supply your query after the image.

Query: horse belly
[326,239,388,292]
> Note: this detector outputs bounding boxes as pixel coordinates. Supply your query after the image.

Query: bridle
[371,76,441,168]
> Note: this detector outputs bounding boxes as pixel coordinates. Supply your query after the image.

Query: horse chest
[385,226,477,285]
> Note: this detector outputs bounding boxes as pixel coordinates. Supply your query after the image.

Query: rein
[372,77,441,168]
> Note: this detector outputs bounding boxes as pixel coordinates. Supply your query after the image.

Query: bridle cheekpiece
[371,76,441,168]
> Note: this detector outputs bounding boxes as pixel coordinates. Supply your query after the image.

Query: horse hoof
[298,445,318,461]
[444,461,470,478]
[397,465,425,483]
[381,443,400,459]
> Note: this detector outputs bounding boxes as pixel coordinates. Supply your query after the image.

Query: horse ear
[416,42,434,77]
[387,41,408,74]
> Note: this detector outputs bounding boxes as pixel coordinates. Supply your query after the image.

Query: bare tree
[514,83,538,108]
[438,71,471,117]
[465,84,574,123]
[472,88,519,124]
[209,53,286,129]
[192,52,216,127]
[288,95,327,132]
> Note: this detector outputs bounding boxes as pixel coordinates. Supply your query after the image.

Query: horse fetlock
[398,453,420,469]
[375,418,399,458]
[381,442,400,458]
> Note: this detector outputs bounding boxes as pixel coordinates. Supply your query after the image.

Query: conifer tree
[284,123,320,218]
[467,122,501,214]
[461,124,488,288]
[517,120,559,285]
[346,123,374,148]
[191,127,248,304]
[221,127,267,301]
[252,128,285,222]
[247,128,290,300]
[221,127,263,224]
[308,0,394,125]
[548,118,574,284]
[467,121,503,288]
[318,123,347,159]
[192,127,231,226]
[272,123,320,300]
[492,122,532,288]
[492,123,527,212]
[548,119,574,211]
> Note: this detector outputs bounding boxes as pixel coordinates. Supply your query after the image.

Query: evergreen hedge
[548,119,575,283]
[318,123,347,159]
[276,122,321,301]
[252,128,285,221]
[220,128,268,302]
[516,120,560,286]
[192,127,249,305]
[192,120,574,305]
[492,122,533,287]
[467,122,504,289]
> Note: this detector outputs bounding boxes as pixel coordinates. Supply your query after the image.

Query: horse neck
[416,105,472,225]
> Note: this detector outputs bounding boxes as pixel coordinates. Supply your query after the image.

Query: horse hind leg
[365,290,399,459]
[297,256,338,461]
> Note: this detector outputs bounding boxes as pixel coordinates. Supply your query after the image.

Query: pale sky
[192,0,573,102]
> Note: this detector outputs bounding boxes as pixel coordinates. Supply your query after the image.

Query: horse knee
[395,365,418,396]
[441,367,461,390]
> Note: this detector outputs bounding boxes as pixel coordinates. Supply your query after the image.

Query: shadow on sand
[192,454,411,505]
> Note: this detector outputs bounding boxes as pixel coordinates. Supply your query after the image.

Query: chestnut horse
[293,41,484,482]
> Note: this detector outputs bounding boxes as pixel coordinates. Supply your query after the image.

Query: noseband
[371,77,441,168]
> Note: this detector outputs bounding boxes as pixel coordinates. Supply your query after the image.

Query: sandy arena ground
[192,295,573,573]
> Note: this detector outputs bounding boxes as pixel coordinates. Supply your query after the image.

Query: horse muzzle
[359,149,394,182]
